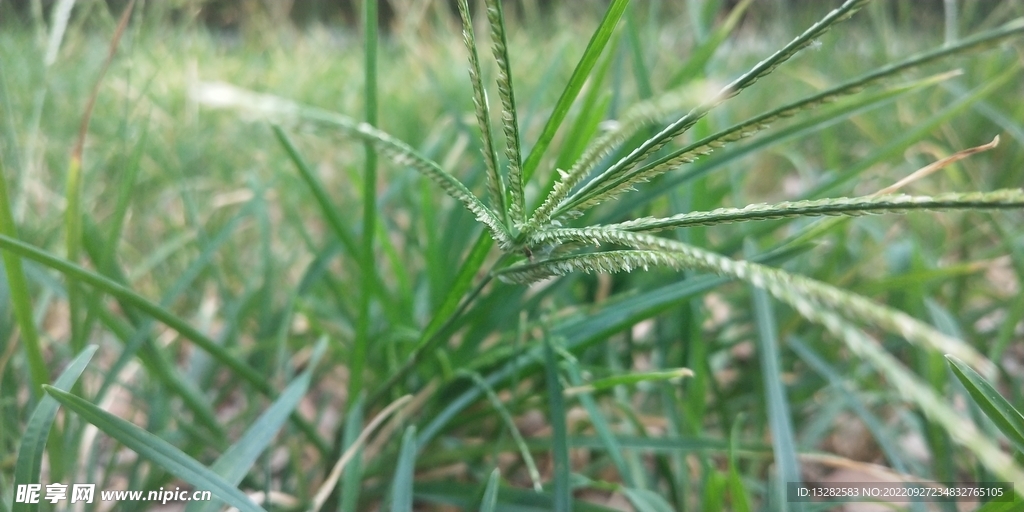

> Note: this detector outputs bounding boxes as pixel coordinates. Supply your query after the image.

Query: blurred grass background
[2,0,1024,510]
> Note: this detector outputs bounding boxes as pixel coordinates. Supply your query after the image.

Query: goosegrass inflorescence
[201,0,1024,492]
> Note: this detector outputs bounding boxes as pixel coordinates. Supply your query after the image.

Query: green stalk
[351,0,379,404]
[542,335,571,512]
[745,239,801,511]
[457,370,543,491]
[272,127,394,303]
[0,159,47,399]
[65,156,84,352]
[65,0,136,352]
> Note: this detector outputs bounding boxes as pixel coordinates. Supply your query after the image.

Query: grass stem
[350,0,379,406]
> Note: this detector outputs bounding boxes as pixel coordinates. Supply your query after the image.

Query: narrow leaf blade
[478,468,501,512]
[13,345,98,512]
[391,426,418,512]
[947,355,1024,454]
[521,0,630,182]
[187,339,325,512]
[542,336,571,512]
[43,386,265,512]
[0,158,47,397]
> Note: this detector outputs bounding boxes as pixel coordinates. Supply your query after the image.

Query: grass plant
[2,0,1024,510]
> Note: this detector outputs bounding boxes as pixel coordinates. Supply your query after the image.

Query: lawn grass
[2,1,1024,510]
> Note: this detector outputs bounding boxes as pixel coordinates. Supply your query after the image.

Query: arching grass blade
[13,345,97,512]
[43,386,265,512]
[947,355,1024,455]
[390,426,418,512]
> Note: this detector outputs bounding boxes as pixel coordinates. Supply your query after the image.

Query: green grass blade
[542,334,571,512]
[990,285,1024,362]
[521,0,630,183]
[89,198,257,390]
[459,370,543,491]
[947,355,1024,454]
[700,471,727,511]
[0,159,47,398]
[100,119,148,269]
[478,468,501,512]
[272,126,360,274]
[564,367,693,396]
[568,435,761,453]
[424,234,494,344]
[354,0,380,403]
[747,238,801,511]
[80,301,225,441]
[974,493,1023,512]
[727,414,752,512]
[457,0,507,217]
[549,65,613,182]
[143,346,224,439]
[78,204,330,449]
[484,0,525,224]
[391,426,418,512]
[788,337,910,473]
[340,397,366,512]
[274,126,396,318]
[624,6,653,101]
[187,338,326,512]
[13,345,97,512]
[63,0,134,353]
[668,0,752,86]
[418,276,730,447]
[623,488,675,512]
[65,156,85,352]
[564,365,635,488]
[43,386,265,512]
[0,234,274,396]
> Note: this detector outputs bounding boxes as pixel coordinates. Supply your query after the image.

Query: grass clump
[3,0,1024,510]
